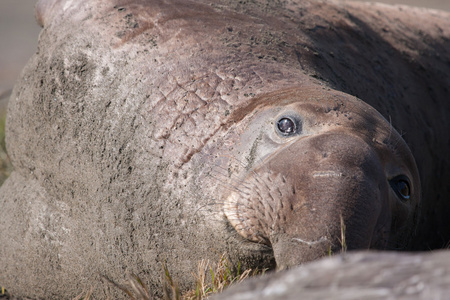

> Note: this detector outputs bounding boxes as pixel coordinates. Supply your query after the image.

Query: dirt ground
[0,0,449,113]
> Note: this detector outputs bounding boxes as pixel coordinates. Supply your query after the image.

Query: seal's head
[221,87,420,270]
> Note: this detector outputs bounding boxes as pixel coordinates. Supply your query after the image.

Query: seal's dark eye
[389,176,411,200]
[277,117,296,136]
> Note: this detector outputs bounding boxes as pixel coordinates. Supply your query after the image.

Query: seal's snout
[224,130,412,268]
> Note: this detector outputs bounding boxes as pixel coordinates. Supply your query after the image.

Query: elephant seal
[0,0,449,298]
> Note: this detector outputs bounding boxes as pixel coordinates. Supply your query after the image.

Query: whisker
[200,152,270,186]
[208,174,252,196]
[207,167,253,191]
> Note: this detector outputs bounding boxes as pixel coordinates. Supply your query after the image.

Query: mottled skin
[0,0,449,298]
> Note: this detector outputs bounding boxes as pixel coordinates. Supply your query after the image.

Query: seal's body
[0,0,449,298]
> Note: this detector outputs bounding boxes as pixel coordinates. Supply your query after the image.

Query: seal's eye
[389,176,411,200]
[277,117,296,136]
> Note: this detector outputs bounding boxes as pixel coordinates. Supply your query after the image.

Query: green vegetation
[0,112,13,186]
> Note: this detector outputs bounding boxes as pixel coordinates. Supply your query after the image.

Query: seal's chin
[271,234,333,270]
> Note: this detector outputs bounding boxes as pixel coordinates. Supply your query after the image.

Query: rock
[213,250,450,300]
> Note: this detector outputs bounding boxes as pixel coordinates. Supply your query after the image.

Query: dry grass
[103,273,151,300]
[327,215,347,257]
[73,287,95,300]
[0,112,13,186]
[100,254,265,300]
[182,254,262,300]
[340,214,347,253]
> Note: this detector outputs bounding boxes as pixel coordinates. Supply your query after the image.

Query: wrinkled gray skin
[0,0,449,298]
[212,250,450,300]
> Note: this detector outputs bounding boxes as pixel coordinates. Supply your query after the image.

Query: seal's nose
[264,132,391,268]
[224,131,392,268]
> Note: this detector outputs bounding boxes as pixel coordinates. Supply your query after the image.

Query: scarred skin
[0,0,449,298]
